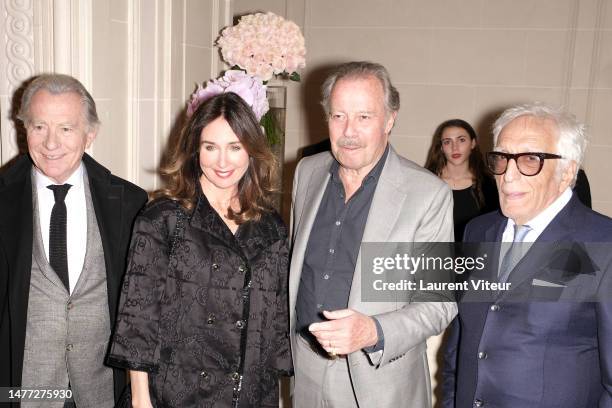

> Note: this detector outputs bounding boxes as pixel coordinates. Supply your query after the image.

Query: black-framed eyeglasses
[486,152,563,176]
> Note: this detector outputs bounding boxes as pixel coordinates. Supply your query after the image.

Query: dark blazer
[443,195,612,408]
[107,195,291,407]
[0,154,147,405]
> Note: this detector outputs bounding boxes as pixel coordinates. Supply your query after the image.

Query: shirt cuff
[362,317,385,353]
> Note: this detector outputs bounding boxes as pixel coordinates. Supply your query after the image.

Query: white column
[125,0,230,190]
[0,0,35,164]
[51,0,92,84]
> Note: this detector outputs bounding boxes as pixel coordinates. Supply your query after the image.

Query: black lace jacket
[107,195,291,407]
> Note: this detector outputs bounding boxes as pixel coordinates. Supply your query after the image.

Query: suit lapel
[83,155,125,316]
[0,156,34,385]
[500,197,578,298]
[348,149,406,307]
[289,161,331,317]
[89,176,123,268]
[484,216,505,283]
[485,217,505,242]
[459,215,506,332]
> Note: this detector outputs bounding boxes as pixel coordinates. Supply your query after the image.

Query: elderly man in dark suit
[0,74,147,407]
[443,103,612,408]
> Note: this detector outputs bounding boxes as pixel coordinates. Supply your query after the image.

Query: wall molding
[1,0,34,163]
[125,0,230,190]
[32,0,52,72]
[126,0,174,190]
[6,0,34,92]
[50,0,92,82]
[584,0,606,131]
[126,0,141,185]
[561,0,580,107]
[0,0,93,165]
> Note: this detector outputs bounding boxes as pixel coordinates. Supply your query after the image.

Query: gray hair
[492,102,586,185]
[321,61,400,117]
[17,73,100,131]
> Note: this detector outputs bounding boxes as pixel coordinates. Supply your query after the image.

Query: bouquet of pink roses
[217,12,306,82]
[187,12,306,145]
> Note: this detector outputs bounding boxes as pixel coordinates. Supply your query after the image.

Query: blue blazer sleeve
[597,291,612,406]
[441,317,460,408]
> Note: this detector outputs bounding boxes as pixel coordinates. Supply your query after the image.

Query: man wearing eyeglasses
[442,103,612,408]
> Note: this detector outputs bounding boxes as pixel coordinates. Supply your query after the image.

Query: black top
[452,176,499,242]
[295,146,389,349]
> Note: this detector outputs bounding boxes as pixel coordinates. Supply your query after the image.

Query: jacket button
[478,351,487,359]
[212,263,219,270]
[67,301,74,310]
[474,399,483,407]
[230,372,240,381]
[490,304,499,311]
[66,344,73,351]
[199,371,210,380]
[235,320,245,329]
[207,314,216,324]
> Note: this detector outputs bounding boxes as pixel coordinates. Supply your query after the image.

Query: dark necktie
[47,184,72,291]
[498,224,531,283]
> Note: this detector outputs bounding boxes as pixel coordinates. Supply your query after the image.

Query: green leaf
[260,111,283,146]
[289,72,301,82]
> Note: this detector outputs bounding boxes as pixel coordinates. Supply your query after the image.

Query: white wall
[91,0,231,190]
[0,0,231,192]
[235,0,612,217]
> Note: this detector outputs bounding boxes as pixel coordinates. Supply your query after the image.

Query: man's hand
[308,309,378,355]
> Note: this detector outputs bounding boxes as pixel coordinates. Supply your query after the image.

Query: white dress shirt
[35,163,87,294]
[497,188,573,273]
[501,187,573,243]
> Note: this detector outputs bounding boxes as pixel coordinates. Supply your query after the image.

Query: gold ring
[328,340,337,357]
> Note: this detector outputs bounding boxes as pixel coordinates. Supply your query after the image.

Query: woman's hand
[129,370,154,408]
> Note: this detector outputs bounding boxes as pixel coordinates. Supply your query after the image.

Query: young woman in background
[425,119,499,241]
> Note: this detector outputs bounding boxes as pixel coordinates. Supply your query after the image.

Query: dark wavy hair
[154,92,277,223]
[425,119,490,208]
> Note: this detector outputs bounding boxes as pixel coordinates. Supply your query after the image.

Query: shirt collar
[506,187,573,235]
[329,144,390,186]
[35,162,85,192]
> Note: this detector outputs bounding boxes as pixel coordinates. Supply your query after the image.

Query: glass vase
[265,85,286,213]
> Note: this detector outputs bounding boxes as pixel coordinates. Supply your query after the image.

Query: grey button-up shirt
[295,145,389,351]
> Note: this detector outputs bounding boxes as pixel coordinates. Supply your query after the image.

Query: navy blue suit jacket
[443,195,612,408]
